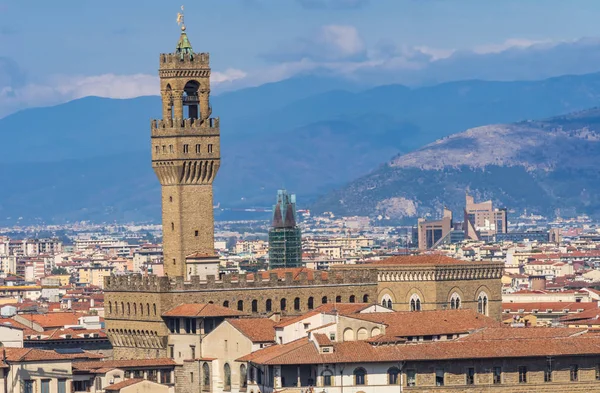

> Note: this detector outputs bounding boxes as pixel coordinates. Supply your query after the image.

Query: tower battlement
[150,117,220,136]
[159,52,210,68]
[105,269,378,293]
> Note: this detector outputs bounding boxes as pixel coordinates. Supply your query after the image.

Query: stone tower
[151,24,220,278]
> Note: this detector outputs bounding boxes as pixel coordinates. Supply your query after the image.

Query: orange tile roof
[351,309,500,338]
[104,379,144,391]
[274,311,321,328]
[24,312,81,329]
[162,303,247,318]
[0,318,38,336]
[73,358,177,372]
[227,318,276,343]
[240,334,600,365]
[565,318,600,326]
[502,302,599,313]
[313,333,332,346]
[458,327,587,341]
[4,348,102,362]
[561,307,600,322]
[41,328,107,340]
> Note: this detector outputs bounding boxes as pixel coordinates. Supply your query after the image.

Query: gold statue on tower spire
[177,5,186,31]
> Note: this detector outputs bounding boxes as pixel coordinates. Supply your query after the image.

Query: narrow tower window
[171,222,175,231]
[183,144,189,154]
[155,146,159,154]
[195,230,199,237]
[196,144,201,153]
[162,145,166,153]
[169,145,174,153]
[208,144,213,153]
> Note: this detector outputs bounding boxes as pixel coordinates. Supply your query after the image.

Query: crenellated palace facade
[333,255,504,318]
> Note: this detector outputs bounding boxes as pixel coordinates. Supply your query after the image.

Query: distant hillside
[312,108,600,220]
[4,73,600,223]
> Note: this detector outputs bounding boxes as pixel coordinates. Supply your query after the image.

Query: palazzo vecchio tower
[151,16,220,278]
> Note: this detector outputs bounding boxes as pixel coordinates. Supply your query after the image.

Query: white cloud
[320,25,365,57]
[51,73,159,99]
[261,24,366,62]
[211,68,248,84]
[0,69,249,118]
[472,38,551,54]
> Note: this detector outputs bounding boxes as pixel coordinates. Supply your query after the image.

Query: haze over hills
[312,107,600,221]
[3,73,600,223]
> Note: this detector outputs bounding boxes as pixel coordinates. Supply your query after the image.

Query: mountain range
[312,108,600,221]
[4,73,600,223]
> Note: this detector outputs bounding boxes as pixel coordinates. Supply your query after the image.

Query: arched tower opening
[183,80,200,119]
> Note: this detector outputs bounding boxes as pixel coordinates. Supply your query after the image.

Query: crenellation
[106,269,384,294]
[151,116,220,133]
[159,52,210,67]
[284,272,294,284]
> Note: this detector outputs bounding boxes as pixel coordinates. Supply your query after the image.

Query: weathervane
[177,5,186,31]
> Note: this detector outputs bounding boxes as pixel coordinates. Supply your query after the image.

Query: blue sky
[3,0,600,116]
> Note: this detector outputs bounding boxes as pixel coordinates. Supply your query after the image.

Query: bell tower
[151,13,220,278]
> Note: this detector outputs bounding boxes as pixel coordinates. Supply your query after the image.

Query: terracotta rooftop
[560,307,600,322]
[364,255,473,266]
[104,379,144,391]
[313,333,332,346]
[162,303,247,318]
[23,312,81,329]
[73,358,177,372]
[4,348,102,362]
[350,309,500,338]
[274,311,320,328]
[0,318,38,336]
[459,327,587,341]
[240,334,600,365]
[227,318,276,343]
[502,302,599,313]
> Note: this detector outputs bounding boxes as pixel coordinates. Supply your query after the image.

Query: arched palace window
[449,293,461,310]
[381,294,393,309]
[477,292,488,316]
[410,294,421,312]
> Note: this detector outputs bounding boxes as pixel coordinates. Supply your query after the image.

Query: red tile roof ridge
[104,379,144,391]
[307,322,336,332]
[226,318,276,343]
[313,333,332,346]
[73,358,177,371]
[240,334,600,365]
[274,311,321,328]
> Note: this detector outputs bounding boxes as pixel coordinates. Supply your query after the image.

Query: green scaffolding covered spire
[176,31,194,59]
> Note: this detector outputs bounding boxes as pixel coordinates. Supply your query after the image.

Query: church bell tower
[151,12,220,278]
